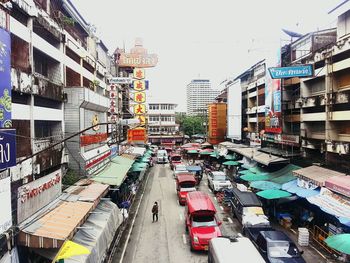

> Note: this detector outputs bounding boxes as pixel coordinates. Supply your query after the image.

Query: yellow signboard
[133,104,146,115]
[137,115,146,125]
[133,68,145,80]
[133,80,146,91]
[134,92,146,103]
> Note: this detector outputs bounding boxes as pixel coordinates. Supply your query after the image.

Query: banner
[0,27,11,128]
[80,133,108,146]
[265,49,282,133]
[0,176,11,234]
[128,128,146,143]
[0,129,16,169]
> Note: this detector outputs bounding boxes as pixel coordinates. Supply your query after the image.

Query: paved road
[118,163,332,263]
[120,164,238,263]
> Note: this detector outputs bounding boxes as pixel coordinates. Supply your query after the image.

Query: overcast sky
[71,0,338,111]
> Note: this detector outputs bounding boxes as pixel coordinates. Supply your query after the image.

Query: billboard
[265,50,282,134]
[269,64,313,79]
[227,80,242,140]
[0,176,11,234]
[0,27,12,128]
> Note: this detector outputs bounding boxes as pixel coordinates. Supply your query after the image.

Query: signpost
[268,65,313,79]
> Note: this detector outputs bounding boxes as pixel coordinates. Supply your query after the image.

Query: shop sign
[118,53,158,68]
[0,129,16,169]
[80,133,107,146]
[0,176,11,234]
[92,114,100,131]
[268,64,313,79]
[133,104,146,115]
[281,134,300,146]
[265,49,282,134]
[133,80,146,91]
[133,68,145,80]
[110,145,118,158]
[0,27,12,128]
[85,150,111,170]
[109,77,132,84]
[137,115,146,125]
[128,128,146,143]
[325,181,350,198]
[17,170,62,223]
[134,92,146,103]
[131,80,149,90]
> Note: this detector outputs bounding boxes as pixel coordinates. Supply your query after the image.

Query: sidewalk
[272,223,338,263]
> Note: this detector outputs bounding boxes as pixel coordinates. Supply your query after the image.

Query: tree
[181,116,205,137]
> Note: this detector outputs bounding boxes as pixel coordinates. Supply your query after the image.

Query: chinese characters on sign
[128,128,146,143]
[0,27,12,128]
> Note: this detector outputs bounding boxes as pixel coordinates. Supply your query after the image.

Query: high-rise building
[186,79,221,116]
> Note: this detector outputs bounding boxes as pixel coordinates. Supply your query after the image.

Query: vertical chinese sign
[265,50,282,134]
[0,27,12,128]
[208,103,227,145]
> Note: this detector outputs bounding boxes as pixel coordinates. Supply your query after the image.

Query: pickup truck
[246,228,306,263]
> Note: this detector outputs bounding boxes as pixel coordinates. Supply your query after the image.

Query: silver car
[207,171,232,193]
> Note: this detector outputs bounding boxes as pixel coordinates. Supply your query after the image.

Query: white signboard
[17,169,62,223]
[0,176,12,235]
[109,77,132,84]
[227,79,242,140]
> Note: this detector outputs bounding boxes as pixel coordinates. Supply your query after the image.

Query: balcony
[301,112,326,122]
[284,114,300,122]
[33,73,64,101]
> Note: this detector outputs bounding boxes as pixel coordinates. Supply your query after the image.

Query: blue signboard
[110,145,118,158]
[268,65,313,79]
[0,28,12,128]
[0,129,16,169]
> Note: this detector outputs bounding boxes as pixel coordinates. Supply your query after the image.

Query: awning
[257,189,292,200]
[63,180,109,205]
[18,201,94,248]
[124,146,146,157]
[325,176,350,198]
[282,180,320,198]
[241,173,270,182]
[250,181,281,191]
[232,147,288,166]
[307,188,350,226]
[293,166,346,187]
[92,156,134,186]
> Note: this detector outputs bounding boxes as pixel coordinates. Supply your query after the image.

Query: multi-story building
[147,102,183,145]
[186,79,220,116]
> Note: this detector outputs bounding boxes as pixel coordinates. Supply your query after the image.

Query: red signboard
[85,151,111,170]
[128,128,146,142]
[80,133,108,146]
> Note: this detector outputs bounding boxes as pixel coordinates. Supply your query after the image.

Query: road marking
[208,189,212,193]
[214,197,217,201]
[220,206,224,211]
[179,213,184,221]
[182,234,187,244]
[204,182,207,185]
[227,217,233,224]
[174,181,177,193]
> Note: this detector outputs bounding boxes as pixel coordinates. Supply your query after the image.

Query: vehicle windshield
[176,166,187,171]
[192,215,217,227]
[268,241,300,258]
[171,156,181,162]
[213,175,226,181]
[180,187,196,192]
[179,182,196,188]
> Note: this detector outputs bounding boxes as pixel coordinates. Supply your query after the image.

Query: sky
[71,0,338,112]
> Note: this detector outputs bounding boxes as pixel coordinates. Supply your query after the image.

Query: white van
[157,149,168,164]
[208,236,265,263]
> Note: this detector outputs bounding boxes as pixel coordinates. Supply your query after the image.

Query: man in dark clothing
[152,201,159,222]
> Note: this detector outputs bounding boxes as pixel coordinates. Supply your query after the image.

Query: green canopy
[222,160,240,166]
[250,181,282,191]
[325,234,350,254]
[240,172,270,182]
[187,150,198,154]
[225,154,236,160]
[199,151,213,155]
[130,166,146,172]
[92,156,134,186]
[210,151,219,158]
[133,162,148,168]
[257,189,292,200]
[249,167,266,174]
[238,170,251,175]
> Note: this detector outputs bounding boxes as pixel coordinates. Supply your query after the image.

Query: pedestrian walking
[152,201,159,222]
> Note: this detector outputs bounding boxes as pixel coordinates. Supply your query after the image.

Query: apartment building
[186,79,220,116]
[147,102,182,145]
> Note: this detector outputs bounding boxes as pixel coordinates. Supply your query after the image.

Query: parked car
[207,171,232,193]
[173,164,188,178]
[208,236,265,263]
[185,191,222,251]
[176,173,197,205]
[250,230,306,263]
[186,165,203,185]
[169,153,182,170]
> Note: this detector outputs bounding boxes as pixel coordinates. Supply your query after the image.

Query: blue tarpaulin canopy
[282,180,319,198]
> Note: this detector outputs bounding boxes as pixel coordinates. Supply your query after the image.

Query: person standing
[152,201,159,222]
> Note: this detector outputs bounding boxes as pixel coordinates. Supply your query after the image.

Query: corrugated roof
[232,147,288,166]
[64,181,109,203]
[293,166,346,187]
[19,201,94,248]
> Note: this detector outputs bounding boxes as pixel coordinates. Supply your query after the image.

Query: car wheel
[190,241,194,252]
[242,227,247,237]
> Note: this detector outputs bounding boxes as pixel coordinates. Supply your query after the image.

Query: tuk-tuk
[176,173,197,205]
[186,165,203,185]
[169,153,182,170]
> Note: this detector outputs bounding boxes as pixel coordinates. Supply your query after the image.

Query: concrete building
[186,79,220,116]
[147,102,183,145]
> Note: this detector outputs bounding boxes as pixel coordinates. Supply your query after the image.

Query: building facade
[186,79,220,116]
[147,102,183,145]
